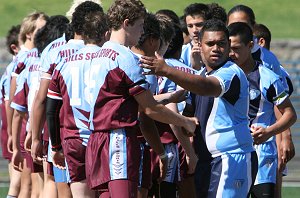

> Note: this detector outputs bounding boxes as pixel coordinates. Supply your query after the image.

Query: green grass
[0,0,300,38]
[0,186,300,197]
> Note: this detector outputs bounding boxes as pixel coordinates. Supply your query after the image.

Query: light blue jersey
[180,42,192,67]
[194,61,254,157]
[48,45,101,146]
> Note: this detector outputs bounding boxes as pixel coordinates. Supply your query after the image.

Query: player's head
[19,12,48,45]
[164,24,183,59]
[34,15,69,55]
[135,13,161,56]
[66,0,102,19]
[253,23,271,50]
[228,22,253,68]
[6,24,21,55]
[183,3,211,43]
[108,0,146,46]
[199,19,230,69]
[179,15,190,44]
[156,9,180,24]
[156,14,175,56]
[82,11,109,46]
[71,1,104,36]
[208,3,227,24]
[227,5,256,29]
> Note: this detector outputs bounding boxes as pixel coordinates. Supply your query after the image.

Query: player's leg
[25,152,43,198]
[18,157,32,198]
[42,161,58,198]
[7,161,21,197]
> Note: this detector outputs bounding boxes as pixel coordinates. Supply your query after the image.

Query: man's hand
[182,117,198,137]
[52,150,66,170]
[158,154,168,183]
[190,44,202,70]
[140,52,170,76]
[31,139,43,165]
[24,131,32,152]
[7,135,13,153]
[186,153,198,174]
[12,150,23,171]
[251,125,272,145]
[281,133,295,163]
[169,89,188,104]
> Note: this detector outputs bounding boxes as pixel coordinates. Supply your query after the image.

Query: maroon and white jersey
[89,41,149,132]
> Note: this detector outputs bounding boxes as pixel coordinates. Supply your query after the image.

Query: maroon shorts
[138,143,151,189]
[63,138,86,182]
[1,128,12,161]
[86,128,140,190]
[24,151,43,173]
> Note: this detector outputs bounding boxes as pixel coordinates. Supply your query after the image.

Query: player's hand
[31,139,43,165]
[251,125,272,144]
[281,133,295,163]
[169,89,189,103]
[12,150,23,171]
[52,150,66,170]
[140,52,170,76]
[190,44,202,70]
[7,135,13,153]
[186,153,198,174]
[24,131,32,152]
[158,155,168,183]
[182,117,198,137]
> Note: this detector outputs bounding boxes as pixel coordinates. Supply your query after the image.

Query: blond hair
[19,11,48,43]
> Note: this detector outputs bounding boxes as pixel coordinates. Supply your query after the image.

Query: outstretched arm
[140,52,221,97]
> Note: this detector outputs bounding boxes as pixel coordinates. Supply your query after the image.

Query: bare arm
[6,76,17,151]
[134,90,198,135]
[140,52,222,97]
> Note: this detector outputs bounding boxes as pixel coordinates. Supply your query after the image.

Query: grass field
[0,0,300,38]
[0,186,300,197]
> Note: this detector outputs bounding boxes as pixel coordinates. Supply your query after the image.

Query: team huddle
[0,0,297,198]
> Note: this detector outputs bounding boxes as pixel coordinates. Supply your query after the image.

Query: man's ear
[123,19,130,28]
[249,40,254,50]
[258,37,265,48]
[10,44,19,55]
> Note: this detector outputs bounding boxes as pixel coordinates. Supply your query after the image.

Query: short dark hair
[179,15,189,35]
[82,11,109,45]
[208,3,227,23]
[136,13,160,49]
[71,1,103,35]
[6,24,21,55]
[184,3,211,21]
[228,22,253,45]
[199,19,229,42]
[253,23,271,49]
[156,14,175,44]
[164,24,183,59]
[156,9,180,24]
[34,15,69,54]
[228,5,256,27]
[108,0,146,31]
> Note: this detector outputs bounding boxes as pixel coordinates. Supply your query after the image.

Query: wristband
[159,152,168,160]
[51,145,62,152]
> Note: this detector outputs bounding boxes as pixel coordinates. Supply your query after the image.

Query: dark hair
[228,22,253,45]
[208,3,227,23]
[34,15,69,55]
[82,11,109,45]
[156,14,175,44]
[179,15,188,35]
[253,23,271,49]
[156,9,180,24]
[199,19,229,41]
[108,0,146,31]
[184,3,211,21]
[6,25,21,55]
[136,13,160,49]
[164,25,183,59]
[228,5,256,27]
[71,1,103,35]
